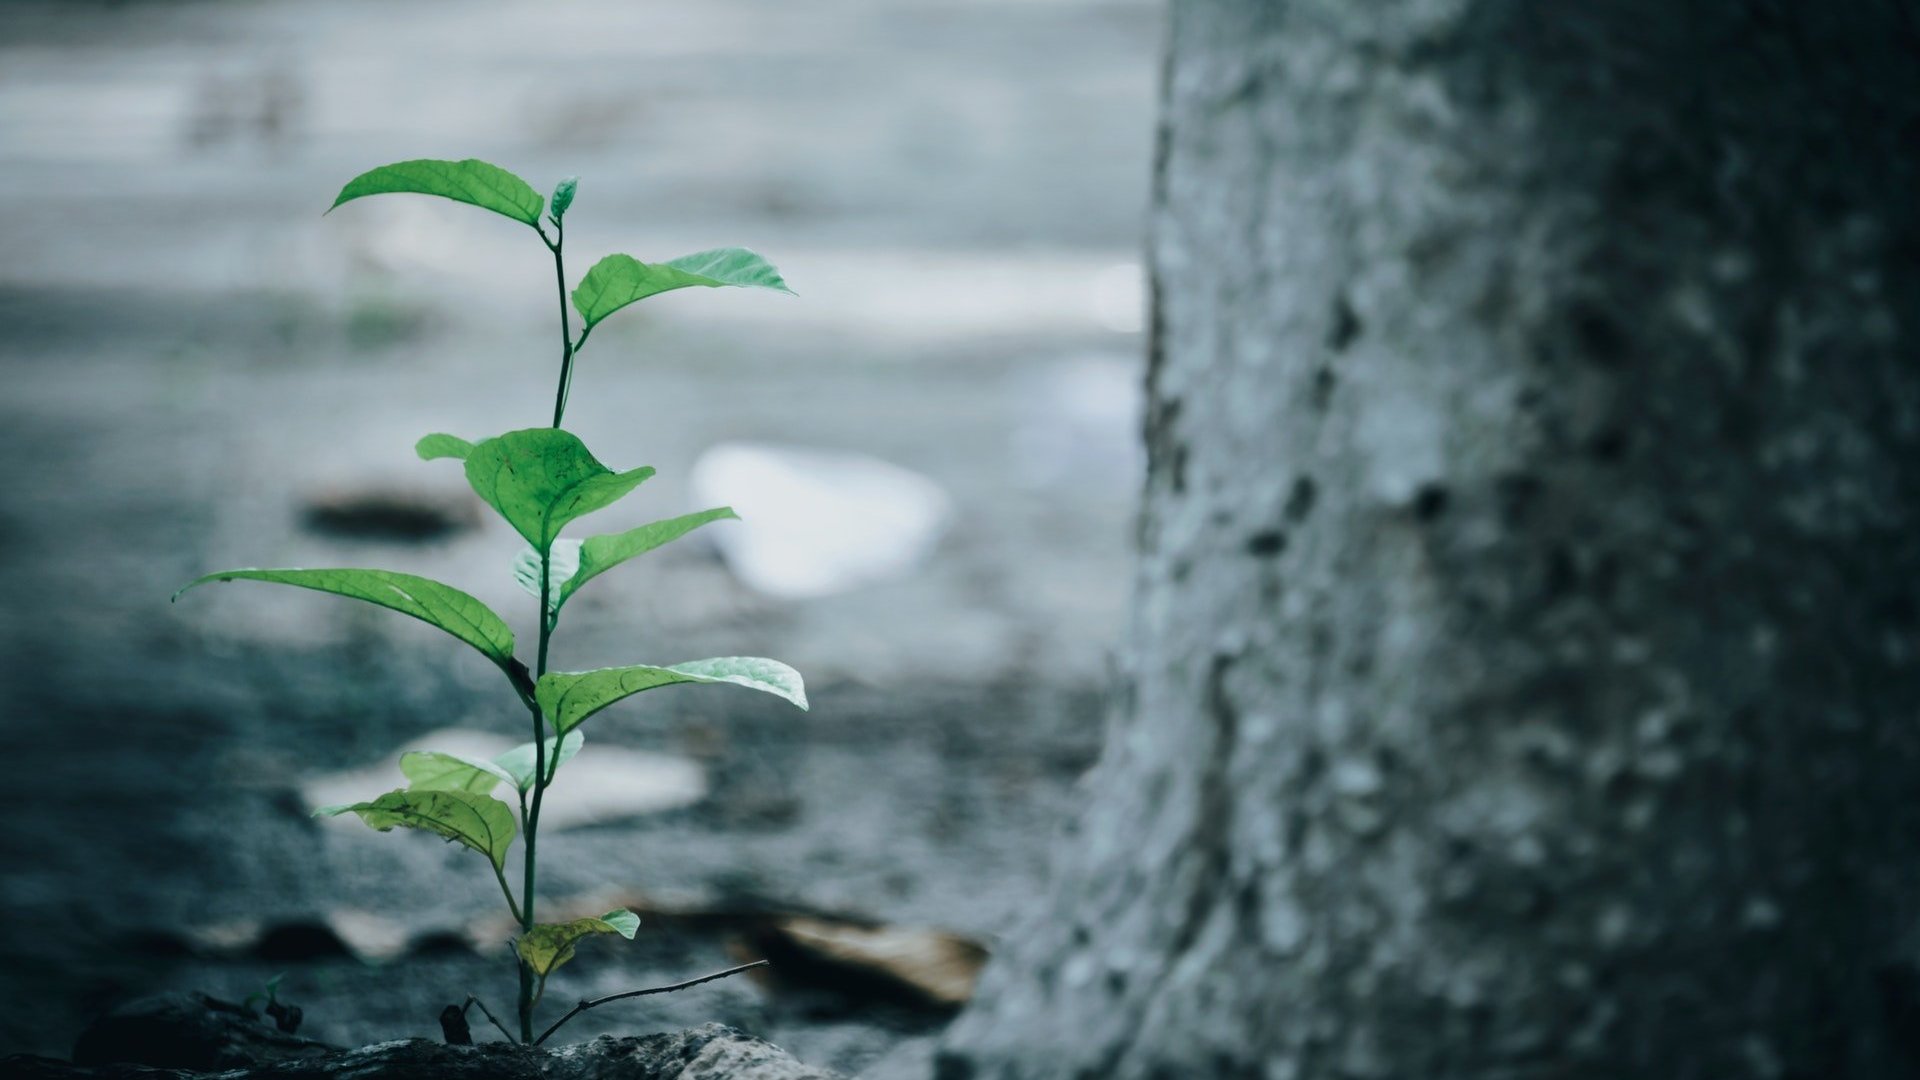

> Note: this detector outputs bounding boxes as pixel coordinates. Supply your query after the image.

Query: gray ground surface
[0,2,1156,1074]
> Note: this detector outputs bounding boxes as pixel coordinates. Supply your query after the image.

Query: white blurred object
[539,747,707,830]
[1088,261,1146,334]
[691,443,953,599]
[304,727,707,832]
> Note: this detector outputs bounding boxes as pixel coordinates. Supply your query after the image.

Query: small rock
[179,918,262,956]
[69,992,336,1070]
[320,910,410,963]
[304,727,708,834]
[536,746,708,829]
[690,443,952,599]
[438,1004,472,1047]
[302,486,478,542]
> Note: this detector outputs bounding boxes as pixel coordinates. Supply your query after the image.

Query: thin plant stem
[515,542,554,1044]
[545,221,576,429]
[515,525,562,1039]
[531,960,770,1046]
[515,963,533,1045]
[491,864,523,926]
[560,326,591,420]
[513,213,578,1043]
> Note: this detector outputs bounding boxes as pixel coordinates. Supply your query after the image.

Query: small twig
[463,993,518,1043]
[532,959,769,1046]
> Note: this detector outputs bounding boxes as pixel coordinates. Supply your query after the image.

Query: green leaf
[461,429,654,551]
[557,508,737,611]
[399,749,518,795]
[492,730,585,792]
[416,433,474,462]
[549,176,577,221]
[515,910,640,979]
[511,540,582,613]
[537,657,808,735]
[173,569,514,665]
[571,248,792,330]
[328,159,543,227]
[315,789,517,871]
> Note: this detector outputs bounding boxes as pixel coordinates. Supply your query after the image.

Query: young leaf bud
[550,176,578,221]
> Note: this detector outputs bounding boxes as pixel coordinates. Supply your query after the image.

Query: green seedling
[243,973,301,1034]
[175,159,806,1044]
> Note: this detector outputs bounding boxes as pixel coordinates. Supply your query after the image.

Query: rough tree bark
[942,2,1920,1077]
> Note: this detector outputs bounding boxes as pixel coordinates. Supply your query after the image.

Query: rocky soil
[14,996,835,1079]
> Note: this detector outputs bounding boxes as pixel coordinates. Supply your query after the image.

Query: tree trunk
[942,2,1920,1077]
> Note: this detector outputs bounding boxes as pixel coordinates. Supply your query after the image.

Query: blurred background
[0,1,1160,1072]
